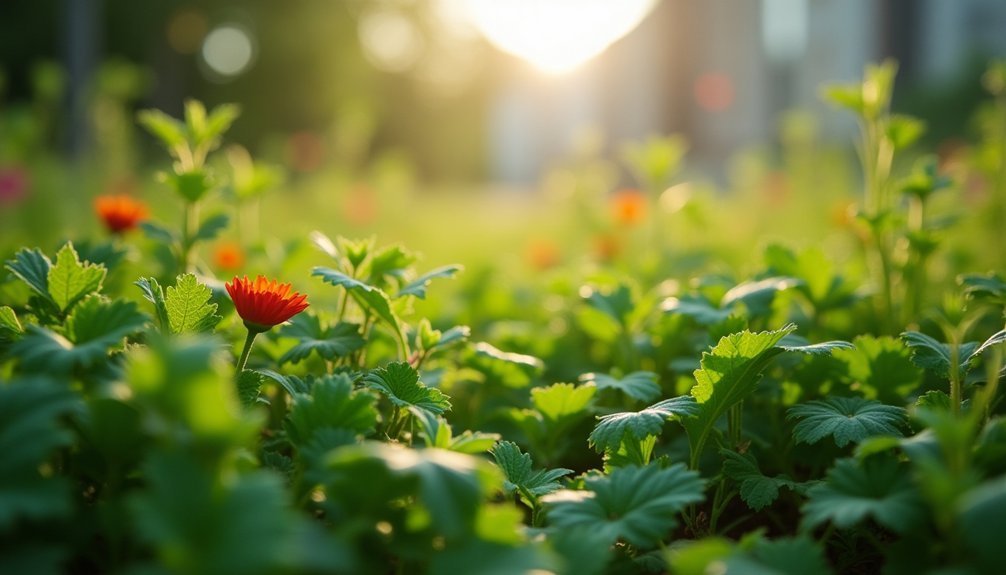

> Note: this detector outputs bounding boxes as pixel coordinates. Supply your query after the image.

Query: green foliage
[802,455,925,534]
[5,247,53,302]
[278,313,364,365]
[47,243,106,313]
[364,361,451,416]
[0,305,22,336]
[491,440,572,499]
[542,464,705,548]
[589,395,698,453]
[285,373,377,447]
[788,397,907,447]
[531,382,596,423]
[165,273,221,334]
[721,450,801,512]
[579,371,661,402]
[832,335,922,402]
[397,264,463,299]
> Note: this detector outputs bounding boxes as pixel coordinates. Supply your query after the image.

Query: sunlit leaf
[135,277,170,332]
[465,342,544,388]
[832,335,922,402]
[165,273,221,334]
[542,464,705,548]
[0,305,22,336]
[788,397,907,448]
[397,264,462,299]
[278,313,364,365]
[901,330,978,379]
[363,361,451,416]
[579,371,661,402]
[490,441,572,498]
[286,373,377,447]
[589,395,698,453]
[46,243,105,313]
[4,247,53,301]
[801,455,924,534]
[531,382,596,423]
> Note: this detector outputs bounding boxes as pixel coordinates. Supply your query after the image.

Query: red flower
[225,275,309,330]
[95,195,148,234]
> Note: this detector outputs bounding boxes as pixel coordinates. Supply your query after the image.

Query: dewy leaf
[788,397,907,448]
[580,371,661,402]
[542,464,705,548]
[46,243,106,313]
[721,450,800,512]
[286,373,377,447]
[0,378,82,529]
[165,273,221,334]
[363,361,451,416]
[396,264,462,299]
[801,455,925,534]
[135,277,170,332]
[531,383,596,423]
[682,325,796,464]
[278,314,364,365]
[490,441,573,498]
[4,248,53,301]
[589,395,699,453]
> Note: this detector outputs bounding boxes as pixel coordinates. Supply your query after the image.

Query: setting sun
[464,0,658,73]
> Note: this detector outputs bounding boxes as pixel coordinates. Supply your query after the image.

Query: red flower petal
[225,275,310,329]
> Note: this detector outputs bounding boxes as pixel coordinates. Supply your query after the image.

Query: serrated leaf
[542,464,705,548]
[491,441,573,498]
[531,382,596,423]
[721,450,800,512]
[682,325,796,464]
[0,306,22,336]
[166,273,221,334]
[580,371,661,402]
[286,373,377,447]
[46,243,106,313]
[788,397,907,448]
[366,244,416,286]
[256,369,312,397]
[236,370,264,407]
[802,455,924,534]
[0,378,82,529]
[312,266,404,349]
[4,248,52,301]
[589,395,699,453]
[833,335,922,403]
[397,264,462,299]
[278,314,364,365]
[901,330,978,379]
[135,277,170,332]
[191,213,230,243]
[363,361,451,416]
[12,296,148,373]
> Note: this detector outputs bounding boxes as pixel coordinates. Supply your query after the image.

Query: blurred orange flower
[214,241,245,271]
[611,189,646,225]
[225,275,309,330]
[593,233,620,263]
[526,239,560,271]
[94,194,148,234]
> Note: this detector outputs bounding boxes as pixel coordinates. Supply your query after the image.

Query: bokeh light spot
[201,25,256,79]
[358,9,424,73]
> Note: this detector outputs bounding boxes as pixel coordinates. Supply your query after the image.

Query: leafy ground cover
[2,61,1006,574]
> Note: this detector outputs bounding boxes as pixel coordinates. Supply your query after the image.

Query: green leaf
[166,170,214,203]
[165,273,221,334]
[542,464,705,548]
[901,330,978,379]
[286,373,377,447]
[135,276,171,332]
[191,213,230,243]
[580,371,661,402]
[801,455,925,534]
[490,441,573,498]
[411,410,499,453]
[236,370,264,407]
[12,296,148,373]
[721,450,800,512]
[46,243,106,313]
[4,248,52,301]
[312,266,404,349]
[721,277,801,319]
[821,84,864,114]
[682,325,796,464]
[195,102,240,148]
[138,108,187,149]
[958,476,1006,574]
[886,114,925,149]
[465,342,543,388]
[723,536,834,575]
[140,221,178,244]
[0,305,22,336]
[0,378,81,529]
[589,395,699,453]
[396,264,462,299]
[365,244,416,287]
[531,382,596,423]
[960,273,1006,302]
[788,397,907,448]
[582,283,635,328]
[129,452,299,575]
[363,361,451,416]
[833,335,922,403]
[278,314,364,365]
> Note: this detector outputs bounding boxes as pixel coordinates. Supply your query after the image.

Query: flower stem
[236,329,259,372]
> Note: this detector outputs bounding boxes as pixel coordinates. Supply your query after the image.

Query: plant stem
[236,329,259,372]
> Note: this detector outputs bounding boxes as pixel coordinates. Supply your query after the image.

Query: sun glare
[463,0,658,74]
